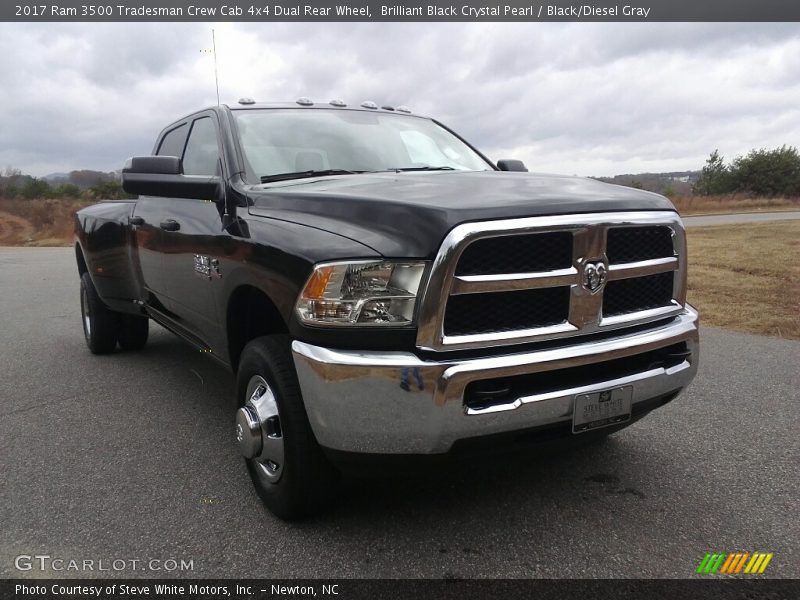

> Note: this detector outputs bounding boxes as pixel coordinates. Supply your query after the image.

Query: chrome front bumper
[291,306,699,455]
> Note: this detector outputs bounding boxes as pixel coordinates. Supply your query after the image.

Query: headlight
[296,261,427,325]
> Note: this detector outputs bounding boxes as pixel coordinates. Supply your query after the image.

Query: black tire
[237,334,339,520]
[80,272,118,354]
[117,314,149,351]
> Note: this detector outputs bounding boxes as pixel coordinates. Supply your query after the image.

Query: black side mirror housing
[497,159,528,172]
[122,156,220,200]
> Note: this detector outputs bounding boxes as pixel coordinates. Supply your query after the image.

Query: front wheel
[235,335,338,520]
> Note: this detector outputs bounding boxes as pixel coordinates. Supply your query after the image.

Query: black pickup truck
[74,99,699,519]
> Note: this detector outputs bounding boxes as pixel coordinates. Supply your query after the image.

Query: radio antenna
[212,29,220,106]
[201,29,221,105]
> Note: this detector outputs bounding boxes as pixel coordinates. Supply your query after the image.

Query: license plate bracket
[572,385,632,434]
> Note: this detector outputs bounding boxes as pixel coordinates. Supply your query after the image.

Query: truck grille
[455,231,573,275]
[444,287,570,336]
[607,226,674,263]
[417,212,687,351]
[603,271,675,317]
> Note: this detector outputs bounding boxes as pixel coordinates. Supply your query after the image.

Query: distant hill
[44,170,119,189]
[44,172,70,183]
[594,171,700,196]
[1,167,128,200]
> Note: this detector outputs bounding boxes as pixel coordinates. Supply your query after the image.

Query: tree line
[693,145,800,197]
[4,145,799,201]
[0,167,133,200]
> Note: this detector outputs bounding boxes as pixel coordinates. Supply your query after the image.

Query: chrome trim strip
[451,267,578,294]
[416,210,687,352]
[600,301,683,327]
[440,322,578,347]
[291,306,699,454]
[290,344,431,368]
[294,306,697,371]
[464,361,691,415]
[436,306,698,403]
[294,305,698,401]
[607,256,679,281]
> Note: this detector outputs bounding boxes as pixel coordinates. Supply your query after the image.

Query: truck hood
[246,171,675,258]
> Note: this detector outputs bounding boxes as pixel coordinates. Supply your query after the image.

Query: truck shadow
[325,434,633,518]
[132,326,654,529]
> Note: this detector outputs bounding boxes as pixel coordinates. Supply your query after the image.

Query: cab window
[182,117,220,176]
[156,124,187,157]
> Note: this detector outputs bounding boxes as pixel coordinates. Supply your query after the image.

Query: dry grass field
[687,221,800,339]
[0,198,91,246]
[671,194,799,215]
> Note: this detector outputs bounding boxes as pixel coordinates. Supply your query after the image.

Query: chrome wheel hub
[235,375,284,482]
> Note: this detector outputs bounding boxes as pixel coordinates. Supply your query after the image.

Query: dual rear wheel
[80,272,148,354]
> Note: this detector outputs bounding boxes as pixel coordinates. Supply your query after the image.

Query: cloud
[0,22,798,176]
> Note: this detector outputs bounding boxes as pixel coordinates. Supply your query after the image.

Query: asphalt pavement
[1,248,798,579]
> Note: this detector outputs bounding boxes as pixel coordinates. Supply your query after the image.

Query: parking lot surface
[1,248,797,578]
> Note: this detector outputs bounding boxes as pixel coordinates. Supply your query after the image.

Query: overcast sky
[1,22,798,177]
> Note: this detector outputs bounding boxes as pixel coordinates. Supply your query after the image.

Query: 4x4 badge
[582,260,607,293]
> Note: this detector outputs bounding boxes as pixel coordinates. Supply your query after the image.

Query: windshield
[233,108,492,181]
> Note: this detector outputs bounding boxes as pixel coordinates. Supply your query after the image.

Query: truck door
[131,122,189,313]
[158,114,226,348]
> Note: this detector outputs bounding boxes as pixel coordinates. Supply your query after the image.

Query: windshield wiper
[260,169,363,183]
[388,166,456,172]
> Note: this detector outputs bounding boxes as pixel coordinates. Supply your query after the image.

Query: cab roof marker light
[296,97,314,106]
[329,99,347,107]
[381,105,395,111]
[396,106,412,113]
[360,101,378,109]
[238,97,256,105]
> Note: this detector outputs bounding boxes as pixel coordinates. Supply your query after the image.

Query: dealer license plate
[572,386,632,434]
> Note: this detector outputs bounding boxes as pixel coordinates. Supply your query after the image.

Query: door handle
[129,216,144,226]
[160,219,180,232]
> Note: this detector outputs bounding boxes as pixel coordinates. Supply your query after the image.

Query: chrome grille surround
[416,211,687,352]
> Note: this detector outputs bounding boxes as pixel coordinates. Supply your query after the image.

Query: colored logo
[696,552,773,574]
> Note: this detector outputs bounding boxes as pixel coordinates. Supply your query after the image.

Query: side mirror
[497,159,528,172]
[122,156,220,200]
